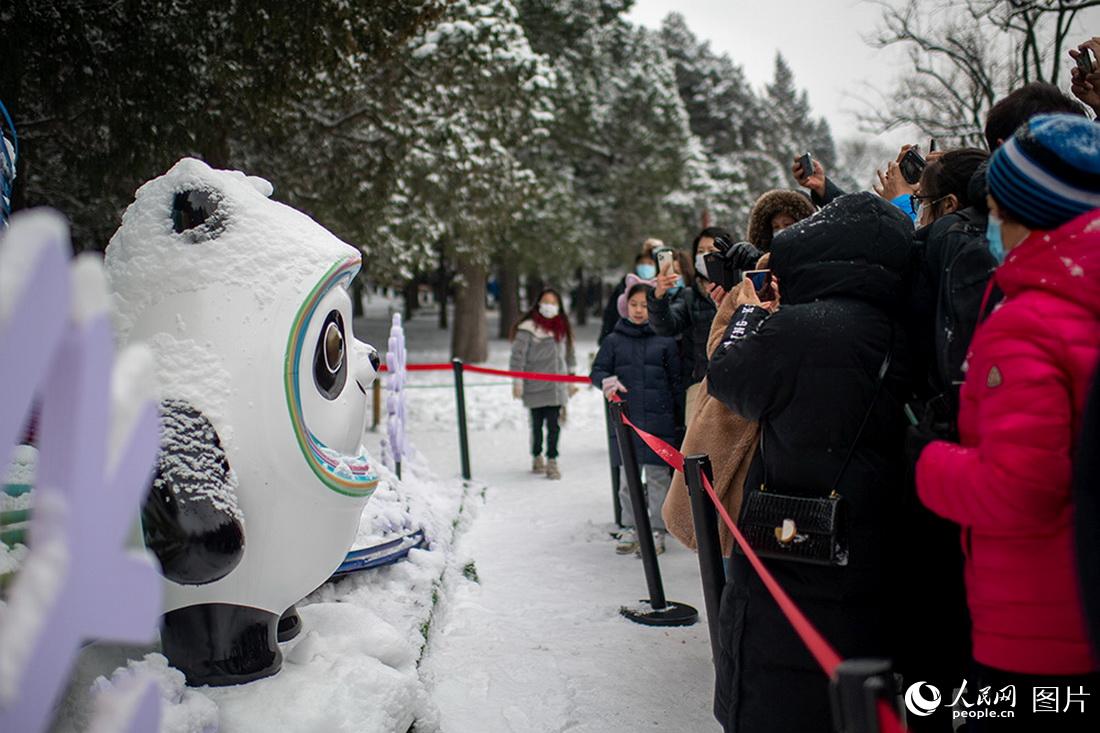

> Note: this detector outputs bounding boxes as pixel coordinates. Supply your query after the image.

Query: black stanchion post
[829,658,897,733]
[608,399,697,627]
[603,400,623,527]
[684,454,725,663]
[395,462,402,480]
[452,358,471,480]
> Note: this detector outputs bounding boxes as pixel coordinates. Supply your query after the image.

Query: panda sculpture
[105,158,380,686]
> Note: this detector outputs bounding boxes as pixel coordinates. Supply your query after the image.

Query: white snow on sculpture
[105,157,381,617]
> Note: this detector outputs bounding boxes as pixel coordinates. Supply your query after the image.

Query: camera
[899,148,926,185]
[704,237,764,290]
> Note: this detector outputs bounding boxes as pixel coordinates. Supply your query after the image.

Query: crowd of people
[509,37,1100,733]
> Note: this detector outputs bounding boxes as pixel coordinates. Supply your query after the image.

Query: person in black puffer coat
[897,149,992,733]
[591,283,682,554]
[707,192,913,733]
[647,228,726,422]
[908,150,994,405]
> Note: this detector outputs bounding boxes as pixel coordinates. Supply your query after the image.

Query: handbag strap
[761,324,894,496]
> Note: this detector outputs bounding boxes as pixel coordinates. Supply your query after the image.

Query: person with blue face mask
[984,212,1005,264]
[599,241,662,345]
[910,114,1100,732]
[635,259,657,280]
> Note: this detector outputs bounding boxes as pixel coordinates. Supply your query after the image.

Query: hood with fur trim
[746,189,816,250]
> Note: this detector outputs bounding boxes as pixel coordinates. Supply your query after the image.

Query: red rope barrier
[608,394,906,731]
[379,361,591,383]
[464,364,590,384]
[377,363,453,373]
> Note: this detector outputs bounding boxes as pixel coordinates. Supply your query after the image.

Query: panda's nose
[353,340,380,390]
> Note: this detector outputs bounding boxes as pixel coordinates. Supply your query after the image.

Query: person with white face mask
[509,289,577,480]
[648,228,731,424]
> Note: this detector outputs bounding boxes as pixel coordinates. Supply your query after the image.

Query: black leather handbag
[735,338,893,567]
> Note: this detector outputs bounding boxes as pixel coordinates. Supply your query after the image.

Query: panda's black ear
[171,190,220,236]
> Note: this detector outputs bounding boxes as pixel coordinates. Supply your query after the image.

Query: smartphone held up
[1076,46,1095,75]
[743,269,776,302]
[655,247,675,276]
[798,152,813,180]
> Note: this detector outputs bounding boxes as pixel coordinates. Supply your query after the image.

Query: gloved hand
[601,376,628,400]
[723,241,765,271]
[905,424,938,469]
[512,383,522,400]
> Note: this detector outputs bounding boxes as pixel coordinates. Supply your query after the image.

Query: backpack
[932,207,997,399]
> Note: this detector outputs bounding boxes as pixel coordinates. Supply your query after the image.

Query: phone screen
[745,269,770,291]
[743,269,774,300]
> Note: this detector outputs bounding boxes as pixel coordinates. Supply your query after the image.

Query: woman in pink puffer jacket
[915,115,1100,731]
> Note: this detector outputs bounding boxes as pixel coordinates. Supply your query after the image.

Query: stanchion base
[620,600,699,627]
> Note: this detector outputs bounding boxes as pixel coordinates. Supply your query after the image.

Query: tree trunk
[573,266,588,326]
[437,285,449,330]
[451,260,489,363]
[436,243,449,330]
[403,279,419,322]
[351,275,365,317]
[497,264,520,339]
[525,274,545,306]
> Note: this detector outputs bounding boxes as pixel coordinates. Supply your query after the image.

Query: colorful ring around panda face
[284,258,379,498]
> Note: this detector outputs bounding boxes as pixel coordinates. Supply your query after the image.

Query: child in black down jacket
[590,282,681,556]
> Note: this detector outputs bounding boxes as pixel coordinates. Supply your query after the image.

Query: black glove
[905,424,937,469]
[723,241,765,271]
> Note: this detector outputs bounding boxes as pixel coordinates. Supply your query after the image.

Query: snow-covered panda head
[106,158,379,613]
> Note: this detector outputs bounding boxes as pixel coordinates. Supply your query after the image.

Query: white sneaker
[532,455,545,473]
[616,529,638,555]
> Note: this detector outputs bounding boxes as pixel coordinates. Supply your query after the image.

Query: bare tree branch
[862,0,1085,142]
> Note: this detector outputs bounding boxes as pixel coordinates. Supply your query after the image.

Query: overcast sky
[627,0,1100,149]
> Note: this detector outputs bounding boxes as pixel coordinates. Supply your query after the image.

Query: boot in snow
[634,530,667,557]
[616,529,638,555]
[532,455,545,473]
[545,459,561,480]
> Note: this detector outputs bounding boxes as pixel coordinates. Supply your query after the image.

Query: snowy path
[395,319,720,732]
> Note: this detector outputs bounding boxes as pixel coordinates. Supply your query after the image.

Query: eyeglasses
[909,193,951,218]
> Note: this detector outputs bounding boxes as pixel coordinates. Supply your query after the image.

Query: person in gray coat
[509,288,577,479]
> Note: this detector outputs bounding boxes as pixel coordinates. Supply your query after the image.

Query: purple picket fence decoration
[385,313,408,470]
[0,210,163,732]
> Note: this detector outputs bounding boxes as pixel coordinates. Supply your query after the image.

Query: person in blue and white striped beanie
[985,113,1100,262]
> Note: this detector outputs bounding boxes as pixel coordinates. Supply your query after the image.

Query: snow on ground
[353,309,720,733]
[50,443,471,733]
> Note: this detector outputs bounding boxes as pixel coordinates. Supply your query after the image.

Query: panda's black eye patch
[172,190,220,235]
